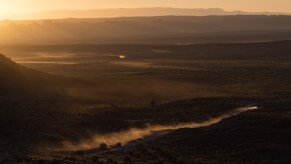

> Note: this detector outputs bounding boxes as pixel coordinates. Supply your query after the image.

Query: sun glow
[0,7,8,18]
[1,0,291,20]
[118,54,127,59]
[0,1,16,18]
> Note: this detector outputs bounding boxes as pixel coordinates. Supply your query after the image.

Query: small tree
[100,143,108,150]
[116,142,122,147]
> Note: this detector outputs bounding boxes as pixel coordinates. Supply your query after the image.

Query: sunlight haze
[0,0,291,19]
[1,0,291,162]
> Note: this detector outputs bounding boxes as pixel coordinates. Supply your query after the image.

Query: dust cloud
[60,106,258,151]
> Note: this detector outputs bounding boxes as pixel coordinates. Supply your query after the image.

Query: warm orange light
[0,3,10,18]
[118,54,126,59]
[1,0,291,20]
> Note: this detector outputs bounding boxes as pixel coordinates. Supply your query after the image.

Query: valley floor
[0,41,291,163]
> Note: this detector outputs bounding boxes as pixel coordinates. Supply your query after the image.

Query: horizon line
[1,7,289,21]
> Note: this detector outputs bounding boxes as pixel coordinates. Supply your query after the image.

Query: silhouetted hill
[1,15,291,44]
[0,53,45,80]
[0,54,75,154]
[0,53,62,96]
[0,53,72,113]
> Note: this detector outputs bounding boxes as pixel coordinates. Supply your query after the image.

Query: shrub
[100,143,108,150]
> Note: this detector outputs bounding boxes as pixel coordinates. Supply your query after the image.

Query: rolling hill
[0,54,81,157]
[0,53,65,96]
[1,15,291,44]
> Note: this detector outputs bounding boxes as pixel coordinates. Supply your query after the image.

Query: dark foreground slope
[74,98,291,164]
[148,98,291,163]
[16,97,291,164]
[0,54,73,154]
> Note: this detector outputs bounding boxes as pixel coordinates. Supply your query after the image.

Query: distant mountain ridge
[1,15,291,44]
[2,7,290,20]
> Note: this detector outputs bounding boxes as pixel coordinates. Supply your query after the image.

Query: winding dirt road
[67,105,258,155]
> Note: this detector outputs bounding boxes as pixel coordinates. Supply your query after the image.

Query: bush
[100,143,108,150]
[116,142,122,147]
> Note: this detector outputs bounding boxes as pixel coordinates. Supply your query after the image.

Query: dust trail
[60,106,258,151]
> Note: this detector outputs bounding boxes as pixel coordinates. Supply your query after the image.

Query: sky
[0,0,291,17]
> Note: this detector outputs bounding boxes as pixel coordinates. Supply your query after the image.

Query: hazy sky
[0,0,291,16]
